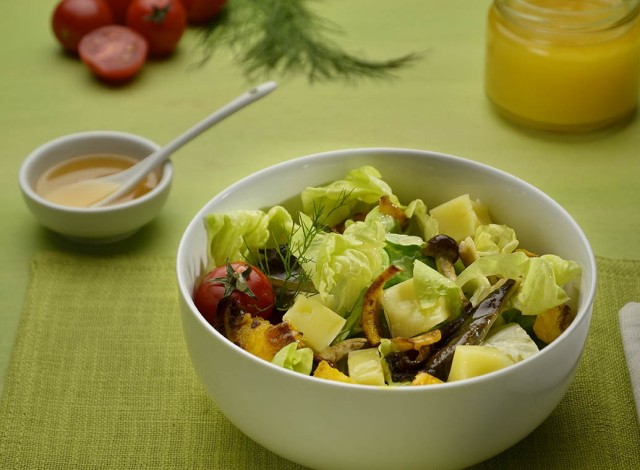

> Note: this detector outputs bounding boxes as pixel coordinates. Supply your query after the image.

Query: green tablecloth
[0,253,638,469]
[2,1,640,467]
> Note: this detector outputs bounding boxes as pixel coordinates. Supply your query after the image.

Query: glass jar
[485,0,640,132]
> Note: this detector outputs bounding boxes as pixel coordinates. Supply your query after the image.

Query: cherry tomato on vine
[52,0,114,52]
[126,0,187,56]
[78,25,148,82]
[181,0,226,25]
[194,261,276,325]
[104,0,133,24]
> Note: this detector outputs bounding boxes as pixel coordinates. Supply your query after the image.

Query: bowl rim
[18,130,173,213]
[177,146,598,391]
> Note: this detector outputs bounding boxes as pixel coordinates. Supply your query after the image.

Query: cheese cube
[447,345,514,382]
[283,296,346,353]
[430,194,491,242]
[347,348,385,386]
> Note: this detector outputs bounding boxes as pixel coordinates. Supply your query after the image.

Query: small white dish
[19,130,173,243]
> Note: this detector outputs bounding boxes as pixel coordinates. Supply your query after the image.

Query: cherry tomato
[78,25,148,82]
[126,0,187,56]
[194,261,276,325]
[104,0,133,24]
[181,0,226,25]
[52,0,114,52]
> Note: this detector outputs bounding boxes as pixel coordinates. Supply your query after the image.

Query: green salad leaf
[291,214,388,316]
[271,343,314,375]
[473,224,519,256]
[455,252,581,315]
[301,166,399,227]
[205,206,293,267]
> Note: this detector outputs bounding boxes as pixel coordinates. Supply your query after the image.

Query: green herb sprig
[196,0,422,82]
[247,191,353,311]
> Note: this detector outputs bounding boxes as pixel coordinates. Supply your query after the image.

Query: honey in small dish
[36,153,161,207]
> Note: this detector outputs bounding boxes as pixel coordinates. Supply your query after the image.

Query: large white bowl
[176,148,597,470]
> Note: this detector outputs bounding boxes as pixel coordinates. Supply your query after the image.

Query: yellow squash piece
[411,372,443,386]
[227,313,300,362]
[533,304,574,344]
[313,360,355,384]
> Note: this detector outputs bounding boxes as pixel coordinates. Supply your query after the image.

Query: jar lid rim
[497,0,640,32]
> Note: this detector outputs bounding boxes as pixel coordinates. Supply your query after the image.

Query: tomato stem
[146,5,171,23]
[204,260,258,300]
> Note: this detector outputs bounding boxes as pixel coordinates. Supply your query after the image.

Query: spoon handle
[93,81,277,207]
[160,81,277,160]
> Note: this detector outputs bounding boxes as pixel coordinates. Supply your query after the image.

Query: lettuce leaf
[455,252,530,305]
[300,166,400,227]
[383,233,432,287]
[473,224,519,256]
[204,206,293,267]
[412,259,464,326]
[271,343,314,375]
[510,257,575,316]
[404,199,439,242]
[292,214,388,316]
[455,252,581,315]
[483,323,539,363]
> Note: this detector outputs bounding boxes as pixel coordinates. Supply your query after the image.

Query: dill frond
[195,0,422,82]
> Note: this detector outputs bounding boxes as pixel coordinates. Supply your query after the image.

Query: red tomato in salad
[181,0,226,25]
[78,25,148,82]
[194,261,275,324]
[104,0,133,24]
[125,0,187,56]
[52,0,115,52]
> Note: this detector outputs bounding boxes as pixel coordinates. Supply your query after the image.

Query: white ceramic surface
[176,148,597,470]
[19,131,173,243]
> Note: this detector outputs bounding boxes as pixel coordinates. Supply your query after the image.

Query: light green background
[1,0,639,393]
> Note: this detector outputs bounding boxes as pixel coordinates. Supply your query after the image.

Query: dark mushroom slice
[423,278,518,381]
[423,234,459,280]
[383,330,442,382]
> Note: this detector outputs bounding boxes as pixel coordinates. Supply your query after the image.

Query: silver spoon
[44,81,277,208]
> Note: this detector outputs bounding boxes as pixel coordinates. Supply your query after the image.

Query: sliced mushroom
[360,264,402,347]
[391,329,442,352]
[458,236,479,267]
[423,234,459,280]
[316,338,369,365]
[379,195,408,229]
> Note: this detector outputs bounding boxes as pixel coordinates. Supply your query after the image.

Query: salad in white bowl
[192,165,581,386]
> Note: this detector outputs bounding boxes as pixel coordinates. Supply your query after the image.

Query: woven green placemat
[0,252,639,469]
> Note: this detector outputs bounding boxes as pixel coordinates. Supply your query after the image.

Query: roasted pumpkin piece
[533,304,574,344]
[220,300,301,361]
[234,315,301,361]
[411,372,443,386]
[313,360,355,383]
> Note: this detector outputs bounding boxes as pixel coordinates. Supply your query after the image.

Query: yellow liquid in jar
[485,0,640,132]
[36,153,161,206]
